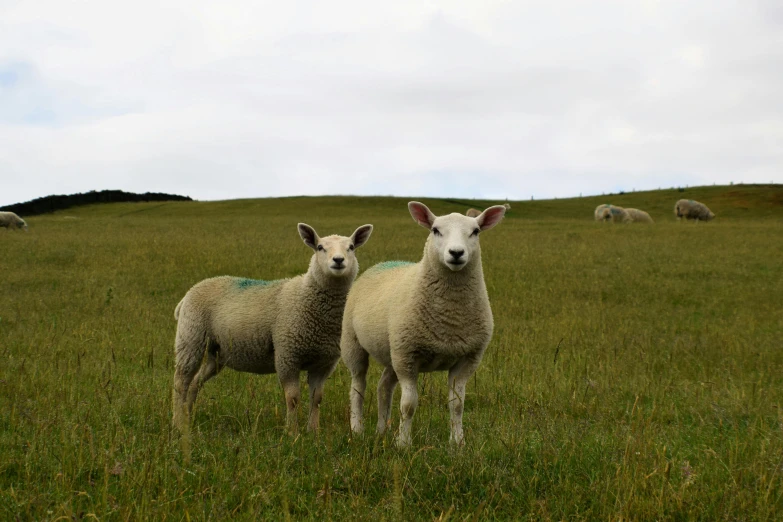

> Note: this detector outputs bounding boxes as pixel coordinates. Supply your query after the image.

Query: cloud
[1,0,782,206]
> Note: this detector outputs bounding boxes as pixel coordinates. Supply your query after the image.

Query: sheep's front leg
[279,371,301,435]
[396,374,419,447]
[307,371,329,432]
[448,358,480,446]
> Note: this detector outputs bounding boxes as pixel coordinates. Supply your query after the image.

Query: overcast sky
[1,0,782,206]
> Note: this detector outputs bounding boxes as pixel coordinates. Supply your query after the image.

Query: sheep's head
[409,201,505,272]
[600,208,613,221]
[298,223,373,279]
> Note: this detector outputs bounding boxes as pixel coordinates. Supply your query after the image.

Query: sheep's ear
[298,223,319,250]
[408,201,436,230]
[465,208,481,218]
[476,205,506,231]
[351,224,373,249]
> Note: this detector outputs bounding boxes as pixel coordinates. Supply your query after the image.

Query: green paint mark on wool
[236,278,283,289]
[372,261,415,271]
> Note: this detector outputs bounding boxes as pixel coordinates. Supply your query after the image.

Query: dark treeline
[1,190,193,216]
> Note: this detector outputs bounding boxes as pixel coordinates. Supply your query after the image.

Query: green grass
[1,184,782,520]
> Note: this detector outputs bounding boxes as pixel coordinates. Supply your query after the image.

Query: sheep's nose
[448,249,464,259]
[332,256,345,265]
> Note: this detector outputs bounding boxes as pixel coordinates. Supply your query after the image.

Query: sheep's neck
[304,258,355,299]
[418,247,487,299]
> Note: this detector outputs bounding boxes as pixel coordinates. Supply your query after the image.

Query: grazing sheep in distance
[594,204,629,223]
[172,223,373,434]
[675,199,715,221]
[467,203,509,218]
[341,202,506,447]
[594,204,613,221]
[624,208,655,223]
[0,211,28,231]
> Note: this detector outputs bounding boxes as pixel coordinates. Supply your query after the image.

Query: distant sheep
[0,211,28,231]
[342,202,506,446]
[624,208,654,223]
[594,205,629,223]
[675,199,715,221]
[172,223,373,434]
[467,203,509,218]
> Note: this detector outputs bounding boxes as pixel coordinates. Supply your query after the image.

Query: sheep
[594,204,629,223]
[624,208,654,223]
[594,204,613,221]
[341,202,506,447]
[0,211,28,231]
[172,222,373,434]
[467,203,509,218]
[675,199,715,221]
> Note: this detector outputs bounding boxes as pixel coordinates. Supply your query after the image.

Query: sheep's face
[600,208,613,221]
[409,202,506,272]
[298,223,373,278]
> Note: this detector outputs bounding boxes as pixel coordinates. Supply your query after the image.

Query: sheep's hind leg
[448,357,481,446]
[172,338,205,431]
[184,351,222,421]
[306,370,330,432]
[376,366,398,434]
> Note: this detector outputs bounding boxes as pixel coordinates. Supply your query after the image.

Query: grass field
[1,184,782,520]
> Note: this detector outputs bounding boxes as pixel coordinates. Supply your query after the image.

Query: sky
[1,0,782,206]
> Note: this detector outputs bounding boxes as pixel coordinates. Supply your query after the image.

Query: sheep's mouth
[447,259,465,266]
[330,264,346,271]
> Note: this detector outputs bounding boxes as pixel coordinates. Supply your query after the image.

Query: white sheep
[467,203,509,218]
[0,211,28,231]
[624,208,655,223]
[675,199,715,221]
[172,223,373,434]
[594,204,629,223]
[341,202,506,447]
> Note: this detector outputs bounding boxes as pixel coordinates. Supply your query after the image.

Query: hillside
[22,183,783,223]
[1,183,782,520]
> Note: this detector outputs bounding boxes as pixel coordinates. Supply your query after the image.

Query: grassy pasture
[1,185,782,520]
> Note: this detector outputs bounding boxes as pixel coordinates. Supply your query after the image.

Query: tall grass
[1,186,782,520]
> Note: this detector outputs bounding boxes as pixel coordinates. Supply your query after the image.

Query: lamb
[172,222,373,434]
[675,199,715,221]
[594,204,629,223]
[0,211,28,231]
[624,208,654,223]
[341,202,506,447]
[467,203,509,218]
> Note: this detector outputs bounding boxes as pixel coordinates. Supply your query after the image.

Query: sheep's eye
[432,227,441,236]
[348,244,355,251]
[317,244,324,251]
[471,228,480,236]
